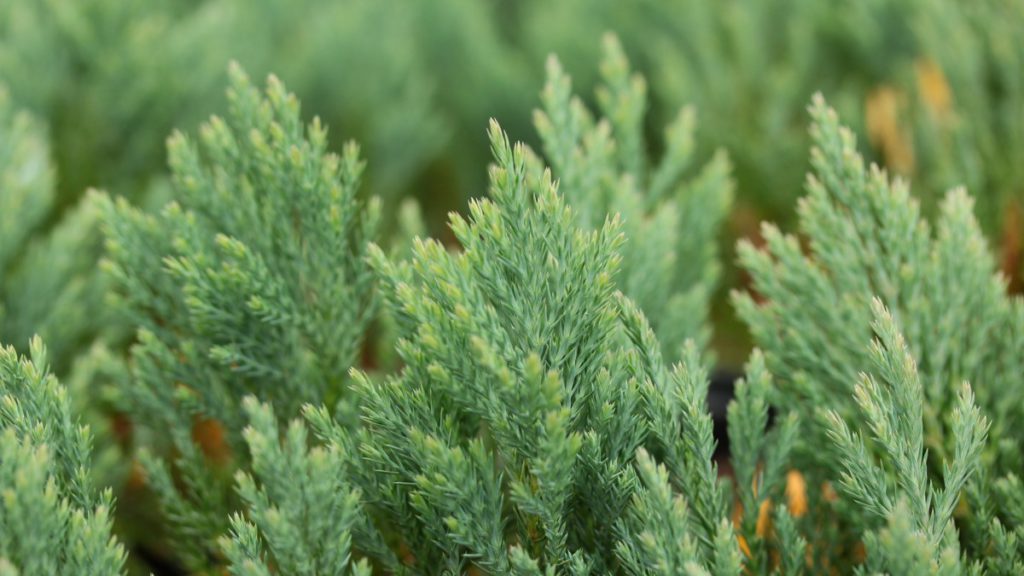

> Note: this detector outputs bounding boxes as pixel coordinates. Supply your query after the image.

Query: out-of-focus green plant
[0,88,52,281]
[4,0,1023,229]
[0,0,524,221]
[5,0,1024,298]
[519,0,1024,241]
[0,84,128,543]
[0,87,113,375]
[906,1,1024,255]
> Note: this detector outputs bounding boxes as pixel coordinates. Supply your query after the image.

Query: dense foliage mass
[0,339,124,574]
[99,65,379,571]
[1,1,1023,574]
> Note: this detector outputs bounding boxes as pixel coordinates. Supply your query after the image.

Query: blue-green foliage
[221,397,372,576]
[0,87,112,376]
[100,65,379,570]
[0,339,124,574]
[534,35,732,358]
[6,0,1024,241]
[736,95,1014,572]
[293,122,791,575]
[0,3,1020,572]
[0,88,51,272]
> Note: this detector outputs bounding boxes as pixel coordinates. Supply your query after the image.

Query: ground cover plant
[1,2,1024,574]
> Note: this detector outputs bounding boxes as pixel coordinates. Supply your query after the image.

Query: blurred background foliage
[2,0,1024,369]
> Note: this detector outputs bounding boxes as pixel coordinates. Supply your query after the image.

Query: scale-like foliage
[736,95,1017,571]
[100,65,379,569]
[736,94,1017,460]
[824,301,986,572]
[0,339,125,575]
[2,13,1018,572]
[0,77,127,561]
[221,398,371,576]
[296,121,792,575]
[535,35,733,357]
